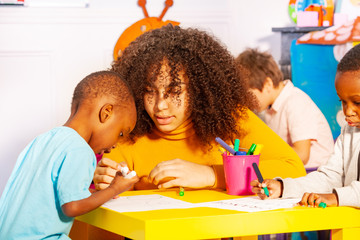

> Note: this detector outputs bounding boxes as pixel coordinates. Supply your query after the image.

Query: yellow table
[76,189,360,240]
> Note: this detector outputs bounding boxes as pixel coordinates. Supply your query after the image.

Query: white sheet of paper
[102,194,301,213]
[102,194,196,212]
[198,196,301,212]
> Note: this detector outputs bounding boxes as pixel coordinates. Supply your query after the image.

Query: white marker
[119,166,136,178]
[119,166,129,176]
[124,170,136,179]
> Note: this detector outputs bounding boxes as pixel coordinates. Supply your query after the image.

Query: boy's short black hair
[337,44,360,73]
[235,48,284,90]
[72,71,134,109]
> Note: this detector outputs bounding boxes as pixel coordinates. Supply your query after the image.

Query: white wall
[0,0,292,195]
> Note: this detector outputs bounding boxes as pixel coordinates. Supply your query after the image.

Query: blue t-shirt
[0,127,96,239]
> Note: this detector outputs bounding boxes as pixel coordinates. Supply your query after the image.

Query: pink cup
[222,153,259,196]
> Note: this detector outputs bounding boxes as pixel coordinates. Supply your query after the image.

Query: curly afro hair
[111,24,256,148]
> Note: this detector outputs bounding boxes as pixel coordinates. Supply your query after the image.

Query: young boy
[0,71,139,239]
[236,48,334,169]
[251,44,360,208]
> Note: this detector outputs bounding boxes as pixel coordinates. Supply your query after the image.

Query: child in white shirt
[251,44,360,208]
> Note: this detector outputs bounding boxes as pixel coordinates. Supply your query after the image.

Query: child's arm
[251,179,283,200]
[62,171,139,217]
[292,139,311,165]
[297,192,339,207]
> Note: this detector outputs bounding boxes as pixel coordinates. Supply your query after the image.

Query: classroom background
[0,0,357,196]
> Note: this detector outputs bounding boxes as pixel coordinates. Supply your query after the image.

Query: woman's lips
[156,116,174,125]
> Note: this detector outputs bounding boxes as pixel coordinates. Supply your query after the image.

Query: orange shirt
[105,109,306,189]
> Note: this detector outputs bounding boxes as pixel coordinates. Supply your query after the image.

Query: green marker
[246,143,257,155]
[319,202,327,208]
[179,187,184,196]
[234,139,240,152]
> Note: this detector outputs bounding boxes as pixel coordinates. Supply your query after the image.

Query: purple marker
[215,137,236,155]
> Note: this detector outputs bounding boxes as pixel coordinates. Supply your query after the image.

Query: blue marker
[235,151,246,155]
[252,162,270,197]
[215,137,236,155]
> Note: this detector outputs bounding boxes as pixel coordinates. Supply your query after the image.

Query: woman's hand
[251,179,282,199]
[297,192,338,207]
[93,158,127,190]
[148,159,215,189]
[134,176,158,190]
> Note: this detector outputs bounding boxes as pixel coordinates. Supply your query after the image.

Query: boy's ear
[99,103,114,123]
[263,77,274,92]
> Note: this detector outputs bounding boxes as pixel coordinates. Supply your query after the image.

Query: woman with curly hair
[93,24,306,192]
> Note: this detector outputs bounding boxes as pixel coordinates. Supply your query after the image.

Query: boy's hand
[109,171,139,196]
[250,179,282,199]
[93,158,128,190]
[297,193,338,207]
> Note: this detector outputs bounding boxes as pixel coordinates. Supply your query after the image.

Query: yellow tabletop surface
[76,189,360,240]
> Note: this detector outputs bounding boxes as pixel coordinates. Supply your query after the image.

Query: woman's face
[144,63,191,133]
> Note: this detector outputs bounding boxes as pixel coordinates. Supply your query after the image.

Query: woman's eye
[145,87,155,93]
[119,132,123,137]
[168,87,181,95]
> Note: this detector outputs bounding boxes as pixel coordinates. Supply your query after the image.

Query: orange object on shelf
[305,4,323,26]
[113,0,179,60]
[302,0,334,27]
[322,0,334,27]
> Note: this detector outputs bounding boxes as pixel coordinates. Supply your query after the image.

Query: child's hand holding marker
[118,165,137,179]
[250,178,283,199]
[297,192,338,208]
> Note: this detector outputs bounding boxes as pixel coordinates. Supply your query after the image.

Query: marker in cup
[235,151,246,155]
[234,139,240,152]
[215,137,236,155]
[247,143,257,155]
[252,144,264,155]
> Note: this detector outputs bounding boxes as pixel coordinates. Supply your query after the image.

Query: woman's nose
[156,92,168,110]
